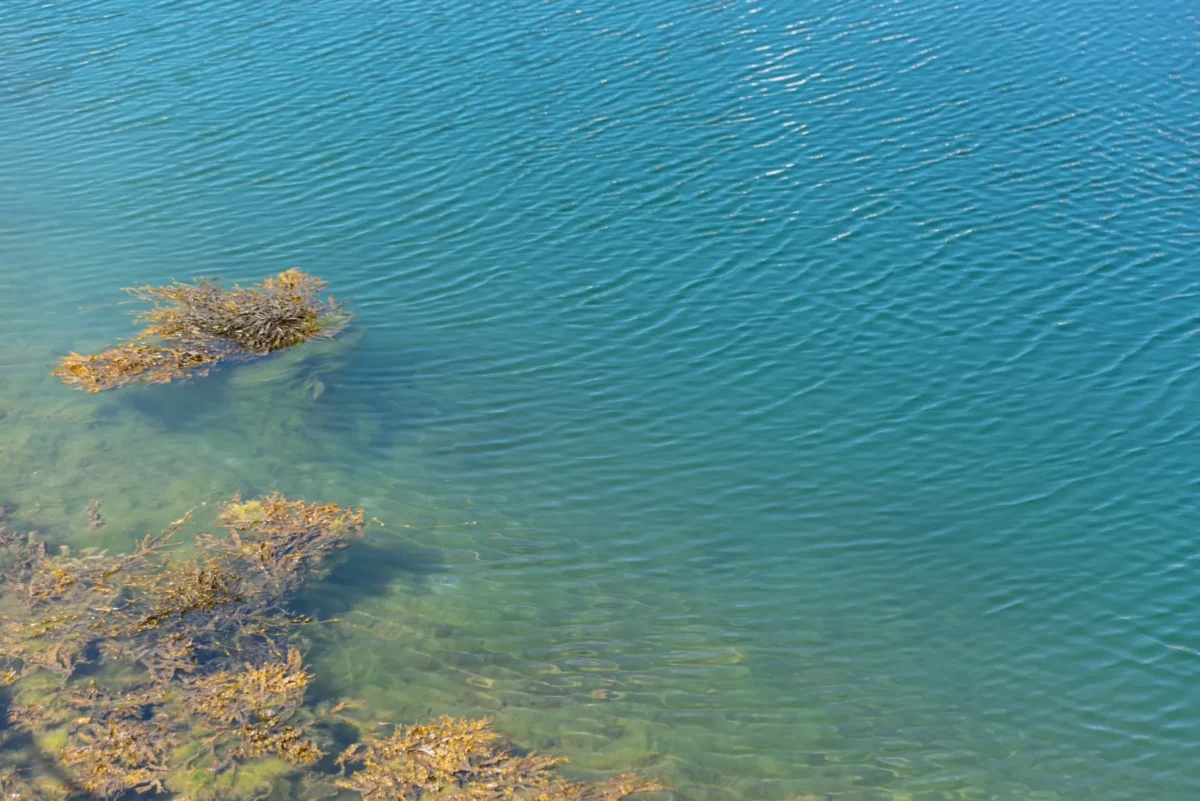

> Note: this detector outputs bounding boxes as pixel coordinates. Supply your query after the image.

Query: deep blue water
[1,0,1198,798]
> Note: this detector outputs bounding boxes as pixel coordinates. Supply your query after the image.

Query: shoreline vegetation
[0,494,665,801]
[53,270,352,393]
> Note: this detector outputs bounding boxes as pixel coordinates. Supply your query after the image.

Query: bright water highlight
[1,0,1198,798]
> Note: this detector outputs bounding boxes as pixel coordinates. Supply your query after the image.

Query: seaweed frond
[209,492,366,594]
[337,716,666,801]
[183,648,320,765]
[53,342,222,393]
[59,685,177,799]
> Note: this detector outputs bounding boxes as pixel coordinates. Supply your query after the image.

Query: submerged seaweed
[54,270,352,392]
[338,716,663,801]
[0,497,665,801]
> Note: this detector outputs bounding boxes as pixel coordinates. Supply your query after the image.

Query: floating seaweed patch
[54,269,352,392]
[0,497,665,801]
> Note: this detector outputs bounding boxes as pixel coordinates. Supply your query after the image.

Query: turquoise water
[1,0,1198,798]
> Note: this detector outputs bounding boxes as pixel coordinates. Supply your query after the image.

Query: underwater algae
[0,495,665,801]
[53,270,352,392]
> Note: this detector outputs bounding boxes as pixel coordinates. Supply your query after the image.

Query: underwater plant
[0,497,665,801]
[53,270,352,392]
[337,716,664,801]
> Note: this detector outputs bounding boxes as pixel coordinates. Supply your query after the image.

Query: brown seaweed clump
[338,716,664,801]
[54,269,352,392]
[0,498,665,801]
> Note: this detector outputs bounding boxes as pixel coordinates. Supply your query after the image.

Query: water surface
[1,0,1198,798]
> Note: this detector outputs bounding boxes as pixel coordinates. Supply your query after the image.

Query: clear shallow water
[1,0,1198,798]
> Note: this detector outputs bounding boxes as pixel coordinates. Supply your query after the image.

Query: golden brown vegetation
[0,497,665,801]
[338,716,663,801]
[54,269,351,392]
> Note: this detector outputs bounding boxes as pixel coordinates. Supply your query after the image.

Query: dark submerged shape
[0,497,665,801]
[53,270,352,392]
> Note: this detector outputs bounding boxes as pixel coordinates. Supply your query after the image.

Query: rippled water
[2,0,1199,798]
